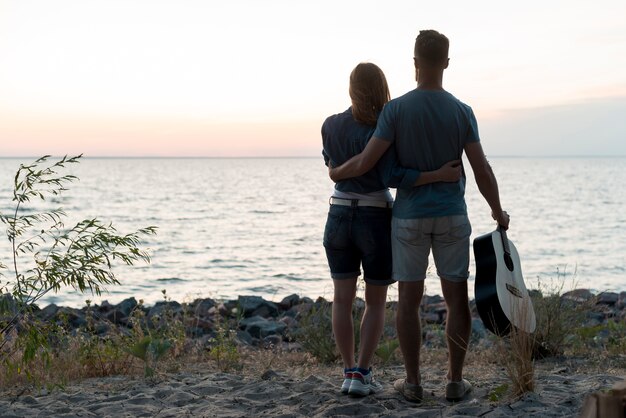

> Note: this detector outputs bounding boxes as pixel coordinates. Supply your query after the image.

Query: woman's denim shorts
[323,204,394,286]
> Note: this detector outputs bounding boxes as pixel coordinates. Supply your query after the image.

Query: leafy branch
[0,155,157,362]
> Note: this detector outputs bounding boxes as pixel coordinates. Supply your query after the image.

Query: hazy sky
[1,0,625,157]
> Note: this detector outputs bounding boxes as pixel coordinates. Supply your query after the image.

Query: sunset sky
[1,0,625,157]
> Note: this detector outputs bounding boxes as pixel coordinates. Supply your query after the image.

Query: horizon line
[1,154,626,160]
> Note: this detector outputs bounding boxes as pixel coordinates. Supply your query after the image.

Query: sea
[0,157,625,308]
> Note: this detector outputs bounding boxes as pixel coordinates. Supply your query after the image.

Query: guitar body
[474,228,536,336]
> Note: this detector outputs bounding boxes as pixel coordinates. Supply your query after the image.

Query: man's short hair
[414,30,449,66]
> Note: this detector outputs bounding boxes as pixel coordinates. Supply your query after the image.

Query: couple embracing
[321,29,510,402]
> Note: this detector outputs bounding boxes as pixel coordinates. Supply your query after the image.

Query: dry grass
[492,296,536,398]
[497,327,535,397]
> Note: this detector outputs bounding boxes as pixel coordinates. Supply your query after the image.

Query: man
[329,29,510,403]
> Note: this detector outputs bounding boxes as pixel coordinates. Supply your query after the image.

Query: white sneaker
[348,370,383,397]
[341,370,354,394]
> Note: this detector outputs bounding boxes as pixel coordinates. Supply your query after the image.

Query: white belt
[329,197,393,209]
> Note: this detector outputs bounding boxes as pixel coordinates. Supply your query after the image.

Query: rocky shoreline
[4,288,624,350]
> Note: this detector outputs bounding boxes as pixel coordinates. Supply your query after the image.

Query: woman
[322,63,460,396]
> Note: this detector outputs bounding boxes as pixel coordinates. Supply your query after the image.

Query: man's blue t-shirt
[373,89,480,219]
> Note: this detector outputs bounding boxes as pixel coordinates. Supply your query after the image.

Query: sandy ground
[1,360,623,417]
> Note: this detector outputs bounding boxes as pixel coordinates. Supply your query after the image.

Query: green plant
[295,301,338,363]
[374,338,399,364]
[123,298,177,377]
[0,155,156,382]
[208,319,241,372]
[75,300,132,378]
[489,383,509,402]
[126,335,172,378]
[157,290,186,351]
[530,276,589,358]
[572,319,626,361]
[604,319,626,356]
[77,332,132,377]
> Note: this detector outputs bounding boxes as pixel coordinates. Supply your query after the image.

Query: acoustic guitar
[474,226,536,336]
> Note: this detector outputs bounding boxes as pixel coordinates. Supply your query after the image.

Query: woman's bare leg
[333,278,358,368]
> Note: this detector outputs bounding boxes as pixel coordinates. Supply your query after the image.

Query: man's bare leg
[396,281,425,385]
[440,279,471,382]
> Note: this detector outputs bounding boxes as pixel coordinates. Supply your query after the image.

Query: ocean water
[0,157,625,308]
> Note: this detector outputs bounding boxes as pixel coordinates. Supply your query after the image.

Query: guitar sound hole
[506,283,523,298]
[504,253,514,272]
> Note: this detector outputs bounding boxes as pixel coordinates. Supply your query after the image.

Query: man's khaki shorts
[391,215,471,282]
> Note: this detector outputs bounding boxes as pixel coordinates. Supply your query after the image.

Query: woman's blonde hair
[349,63,390,126]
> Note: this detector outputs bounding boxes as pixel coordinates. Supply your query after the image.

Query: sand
[1,360,623,417]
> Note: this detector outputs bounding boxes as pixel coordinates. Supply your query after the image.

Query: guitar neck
[497,226,515,272]
[497,225,511,255]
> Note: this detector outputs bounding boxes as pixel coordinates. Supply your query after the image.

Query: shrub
[294,300,338,363]
[531,289,589,358]
[207,319,241,372]
[0,155,156,384]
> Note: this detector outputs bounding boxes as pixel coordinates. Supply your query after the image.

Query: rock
[147,301,183,319]
[422,312,440,324]
[239,315,287,338]
[213,303,230,317]
[423,294,444,305]
[263,334,283,347]
[186,327,205,338]
[106,309,128,326]
[96,300,114,314]
[238,296,279,318]
[184,317,213,334]
[471,317,488,340]
[37,304,59,321]
[562,289,594,304]
[115,297,138,317]
[314,296,329,305]
[469,299,479,316]
[585,312,604,327]
[279,294,300,309]
[239,315,266,328]
[597,292,619,306]
[261,369,280,380]
[94,322,110,335]
[279,315,297,329]
[285,303,313,318]
[236,330,254,345]
[433,303,448,322]
[223,300,238,312]
[189,298,216,317]
[54,307,87,328]
[0,293,18,316]
[423,328,446,348]
[281,342,303,352]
